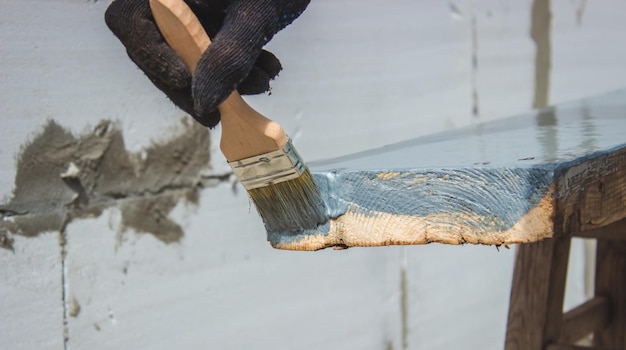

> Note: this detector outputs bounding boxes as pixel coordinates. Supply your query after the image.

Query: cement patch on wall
[0,118,217,249]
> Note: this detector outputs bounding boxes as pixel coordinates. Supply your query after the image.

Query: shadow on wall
[531,0,551,109]
[0,118,223,250]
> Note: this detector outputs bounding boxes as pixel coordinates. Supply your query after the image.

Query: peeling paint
[0,118,217,247]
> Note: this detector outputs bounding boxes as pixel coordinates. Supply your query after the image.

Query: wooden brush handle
[149,0,288,161]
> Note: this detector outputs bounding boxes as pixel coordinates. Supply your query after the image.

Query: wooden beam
[267,90,626,250]
[594,240,626,349]
[571,218,626,240]
[504,238,571,350]
[554,147,626,239]
[559,296,610,343]
[546,344,616,350]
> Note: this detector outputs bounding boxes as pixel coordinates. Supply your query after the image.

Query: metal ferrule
[228,138,306,190]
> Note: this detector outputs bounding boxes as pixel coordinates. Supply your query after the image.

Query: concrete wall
[2,0,624,349]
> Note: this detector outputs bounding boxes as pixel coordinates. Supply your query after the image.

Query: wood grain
[555,147,626,238]
[268,90,626,250]
[504,238,571,350]
[149,0,209,72]
[594,240,626,349]
[271,173,556,250]
[559,296,610,343]
[545,344,615,350]
[572,218,626,240]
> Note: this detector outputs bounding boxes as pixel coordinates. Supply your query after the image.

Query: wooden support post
[504,238,571,350]
[594,239,626,349]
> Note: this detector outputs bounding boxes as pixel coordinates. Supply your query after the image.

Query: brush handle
[149,0,288,161]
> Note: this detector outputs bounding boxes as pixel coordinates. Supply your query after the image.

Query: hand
[105,0,310,128]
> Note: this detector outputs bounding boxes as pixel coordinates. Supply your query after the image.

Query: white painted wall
[2,0,624,349]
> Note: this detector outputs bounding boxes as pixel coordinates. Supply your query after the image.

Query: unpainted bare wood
[594,240,626,349]
[560,296,610,344]
[270,168,559,250]
[546,344,616,350]
[572,218,626,241]
[504,238,571,350]
[556,147,626,239]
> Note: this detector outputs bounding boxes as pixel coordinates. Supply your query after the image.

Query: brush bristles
[248,168,327,233]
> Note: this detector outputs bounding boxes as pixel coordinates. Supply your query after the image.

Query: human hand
[105,0,310,128]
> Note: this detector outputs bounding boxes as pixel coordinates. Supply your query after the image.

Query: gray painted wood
[268,90,626,250]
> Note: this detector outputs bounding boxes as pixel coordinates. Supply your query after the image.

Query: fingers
[193,110,221,128]
[238,67,271,95]
[186,0,227,38]
[105,0,224,128]
[105,0,302,128]
[255,50,283,81]
[238,50,282,95]
[105,0,190,90]
[147,74,221,127]
[275,0,311,31]
[192,0,278,116]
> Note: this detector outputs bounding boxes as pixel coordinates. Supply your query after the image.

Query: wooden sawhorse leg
[504,220,626,350]
[504,238,571,350]
[594,239,626,349]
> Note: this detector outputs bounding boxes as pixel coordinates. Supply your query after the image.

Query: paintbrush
[149,0,326,232]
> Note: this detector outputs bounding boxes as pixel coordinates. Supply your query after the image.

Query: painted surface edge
[268,167,557,251]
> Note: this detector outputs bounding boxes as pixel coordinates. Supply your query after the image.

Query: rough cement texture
[0,118,214,247]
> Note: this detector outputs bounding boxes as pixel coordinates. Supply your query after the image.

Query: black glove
[105,0,310,128]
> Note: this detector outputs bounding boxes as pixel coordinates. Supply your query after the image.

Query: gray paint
[268,90,626,247]
[310,90,626,170]
[270,167,555,247]
[313,167,552,222]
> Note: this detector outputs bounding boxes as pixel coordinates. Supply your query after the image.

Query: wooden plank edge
[270,189,555,251]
